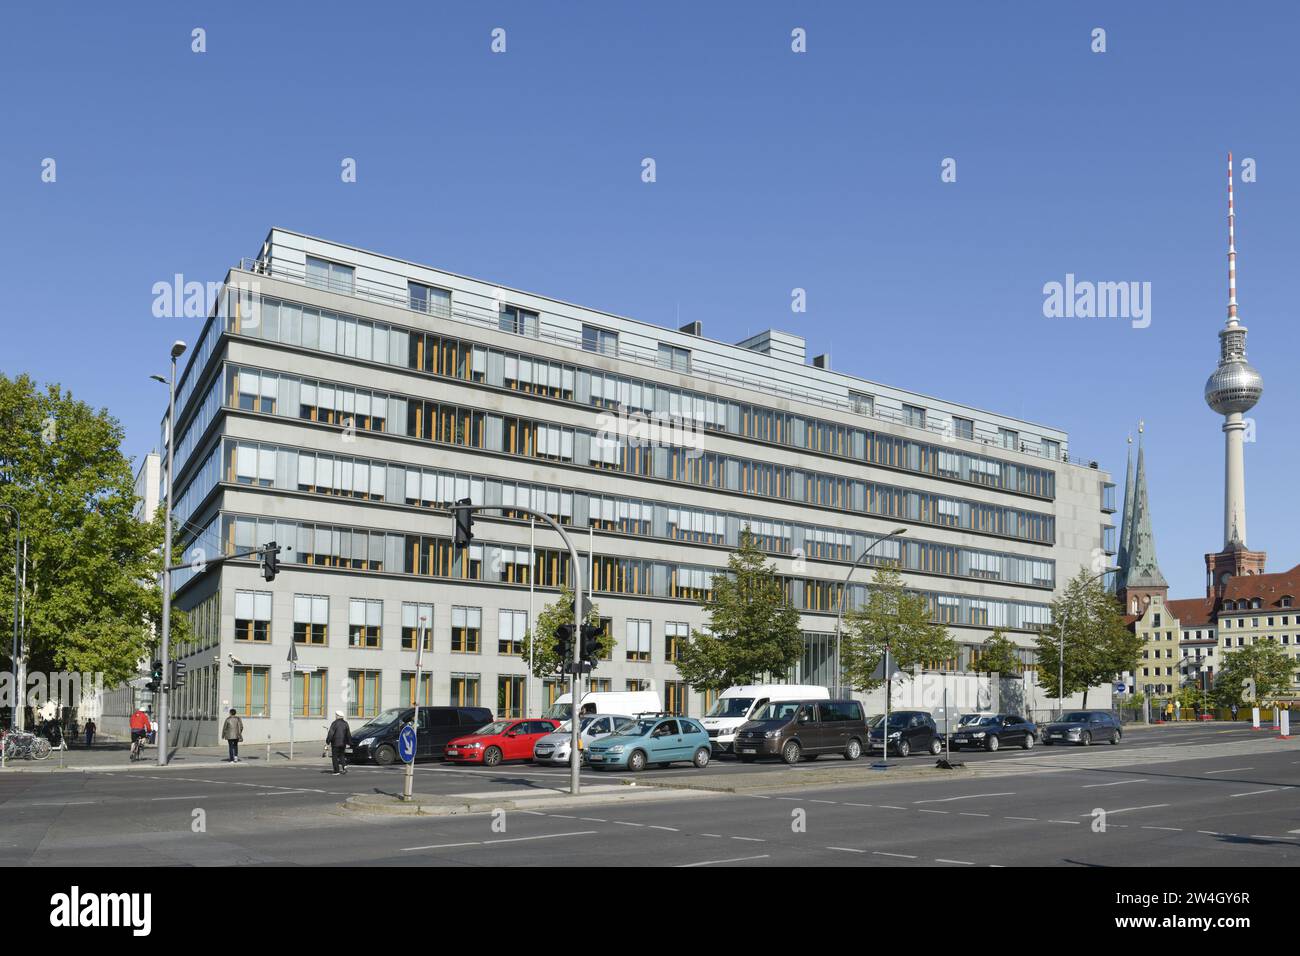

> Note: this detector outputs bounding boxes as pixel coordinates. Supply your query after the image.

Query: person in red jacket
[129,708,150,756]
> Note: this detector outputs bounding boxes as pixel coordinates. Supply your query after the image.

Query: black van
[733,699,869,765]
[348,706,494,765]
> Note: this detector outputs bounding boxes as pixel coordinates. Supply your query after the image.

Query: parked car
[543,690,662,722]
[947,713,1038,752]
[444,718,560,766]
[733,699,868,764]
[1042,711,1122,746]
[587,716,712,772]
[700,683,829,753]
[349,706,494,765]
[533,714,635,766]
[868,710,943,757]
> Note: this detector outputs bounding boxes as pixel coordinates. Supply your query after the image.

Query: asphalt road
[3,723,1296,866]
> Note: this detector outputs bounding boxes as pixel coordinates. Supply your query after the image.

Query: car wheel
[627,750,647,772]
[782,740,802,765]
[844,738,862,761]
[1081,732,1092,747]
[929,737,943,756]
[483,746,503,767]
[693,747,711,768]
[986,735,999,752]
[896,739,911,758]
[1022,733,1035,750]
[1110,730,1121,745]
[374,744,397,766]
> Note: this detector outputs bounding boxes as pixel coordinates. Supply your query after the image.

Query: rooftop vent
[679,320,702,336]
[812,353,831,370]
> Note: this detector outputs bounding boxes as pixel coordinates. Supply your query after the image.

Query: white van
[701,684,830,752]
[543,690,663,722]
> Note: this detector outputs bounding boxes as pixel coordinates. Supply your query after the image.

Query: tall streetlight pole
[833,528,907,697]
[2,504,20,729]
[152,340,187,767]
[1056,566,1120,720]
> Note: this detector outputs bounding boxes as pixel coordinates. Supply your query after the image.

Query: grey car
[1042,710,1122,746]
[532,713,634,765]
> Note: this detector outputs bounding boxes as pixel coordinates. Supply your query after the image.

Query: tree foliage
[0,373,184,686]
[974,628,1022,676]
[519,587,610,679]
[674,530,803,692]
[1032,570,1139,706]
[1212,640,1294,708]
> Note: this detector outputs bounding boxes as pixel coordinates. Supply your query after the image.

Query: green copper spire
[1125,429,1167,591]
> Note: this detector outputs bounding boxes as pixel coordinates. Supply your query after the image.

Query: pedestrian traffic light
[554,624,574,670]
[453,498,474,549]
[579,623,603,670]
[146,659,163,693]
[169,660,187,688]
[261,541,280,582]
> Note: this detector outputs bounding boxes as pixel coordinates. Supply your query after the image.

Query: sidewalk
[0,740,332,773]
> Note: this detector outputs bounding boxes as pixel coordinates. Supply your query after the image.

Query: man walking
[326,710,352,775]
[221,708,244,762]
[84,718,96,748]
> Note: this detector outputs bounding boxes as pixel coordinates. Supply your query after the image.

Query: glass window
[452,606,482,653]
[231,665,270,717]
[498,609,527,655]
[306,256,355,294]
[625,618,651,662]
[401,602,434,651]
[293,594,328,645]
[582,324,618,356]
[348,598,383,648]
[234,590,272,642]
[408,281,450,317]
[347,669,381,718]
[952,417,974,440]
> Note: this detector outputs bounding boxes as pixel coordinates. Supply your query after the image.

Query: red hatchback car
[444,718,559,766]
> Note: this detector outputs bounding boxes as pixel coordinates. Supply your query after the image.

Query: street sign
[398,724,417,764]
[1114,682,1127,695]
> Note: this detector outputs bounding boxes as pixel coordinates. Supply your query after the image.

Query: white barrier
[1280,710,1291,739]
[1251,706,1261,729]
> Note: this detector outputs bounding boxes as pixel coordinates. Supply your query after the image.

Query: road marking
[1088,804,1170,816]
[810,799,838,805]
[936,858,975,865]
[614,821,645,827]
[401,841,480,851]
[1141,826,1183,832]
[1047,820,1081,825]
[878,805,906,810]
[731,836,765,842]
[913,792,1015,804]
[826,846,867,854]
[259,789,311,797]
[548,814,577,819]
[648,825,679,832]
[150,795,208,801]
[1197,830,1222,836]
[579,818,607,823]
[1231,787,1293,798]
[1006,816,1038,821]
[700,833,723,838]
[873,851,917,859]
[1204,767,1253,774]
[1082,779,1149,788]
[402,831,596,851]
[845,803,874,808]
[678,854,769,867]
[959,812,990,817]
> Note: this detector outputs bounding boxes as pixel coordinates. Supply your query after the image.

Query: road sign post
[287,643,298,761]
[399,724,417,801]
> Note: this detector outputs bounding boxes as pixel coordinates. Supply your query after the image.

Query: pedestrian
[84,719,96,748]
[221,708,244,762]
[326,710,352,775]
[1230,702,1240,721]
[1174,699,1182,721]
[1164,701,1174,722]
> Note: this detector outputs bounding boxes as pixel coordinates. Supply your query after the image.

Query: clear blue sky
[2,1,1296,599]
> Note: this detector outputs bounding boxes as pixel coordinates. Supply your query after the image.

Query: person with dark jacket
[221,708,244,762]
[326,711,352,775]
[84,719,96,748]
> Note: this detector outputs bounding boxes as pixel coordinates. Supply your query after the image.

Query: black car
[868,710,943,757]
[1041,710,1121,746]
[947,713,1037,752]
[348,706,494,764]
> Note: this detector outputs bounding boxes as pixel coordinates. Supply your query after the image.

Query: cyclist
[129,707,150,759]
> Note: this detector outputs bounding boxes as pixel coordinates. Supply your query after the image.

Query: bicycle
[129,733,145,762]
[2,731,52,761]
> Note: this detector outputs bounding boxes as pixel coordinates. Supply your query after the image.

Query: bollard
[1280,710,1291,740]
[267,734,271,762]
[1251,707,1261,730]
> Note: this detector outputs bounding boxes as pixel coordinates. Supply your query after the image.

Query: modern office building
[161,228,1115,745]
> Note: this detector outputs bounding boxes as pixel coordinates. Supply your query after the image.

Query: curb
[343,786,719,817]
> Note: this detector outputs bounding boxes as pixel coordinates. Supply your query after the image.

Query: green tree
[1033,570,1139,707]
[520,587,610,679]
[974,628,1022,676]
[674,530,803,692]
[842,565,958,708]
[1212,641,1294,709]
[0,374,186,688]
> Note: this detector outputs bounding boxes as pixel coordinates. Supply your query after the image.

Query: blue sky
[2,1,1296,599]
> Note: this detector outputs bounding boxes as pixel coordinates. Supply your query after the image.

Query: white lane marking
[913,792,1015,804]
[810,800,838,805]
[548,814,577,819]
[259,789,311,797]
[401,841,479,851]
[845,803,874,808]
[918,809,949,815]
[1231,787,1293,798]
[1006,816,1039,821]
[1204,767,1254,774]
[1047,820,1081,825]
[1197,830,1222,836]
[873,851,918,859]
[826,846,867,853]
[678,854,770,867]
[959,812,991,817]
[401,830,596,852]
[1142,826,1183,832]
[700,833,723,838]
[936,858,975,865]
[1082,779,1149,788]
[614,821,645,827]
[150,795,209,801]
[28,801,98,807]
[1084,804,1170,816]
[648,826,679,832]
[878,805,906,810]
[579,818,607,823]
[731,836,766,842]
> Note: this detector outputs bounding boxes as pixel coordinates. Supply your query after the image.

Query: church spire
[1116,432,1135,591]
[1124,426,1168,595]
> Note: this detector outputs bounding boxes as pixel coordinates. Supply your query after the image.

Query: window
[952,417,974,440]
[625,619,651,662]
[408,281,450,317]
[497,675,526,718]
[452,606,482,653]
[347,669,381,718]
[401,602,434,651]
[902,404,926,429]
[293,594,328,645]
[998,428,1019,450]
[849,391,874,415]
[1041,439,1061,460]
[234,590,271,642]
[291,669,325,717]
[499,306,539,337]
[231,665,270,717]
[657,343,690,373]
[664,681,688,716]
[401,671,432,706]
[348,599,383,648]
[498,609,527,656]
[450,672,480,706]
[665,622,689,662]
[306,256,355,294]
[626,679,651,692]
[582,324,618,356]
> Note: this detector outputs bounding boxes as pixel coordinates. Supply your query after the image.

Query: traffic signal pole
[451,500,585,795]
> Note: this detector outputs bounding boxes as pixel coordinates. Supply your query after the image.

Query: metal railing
[235,256,1100,470]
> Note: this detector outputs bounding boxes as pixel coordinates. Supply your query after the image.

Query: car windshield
[356,709,406,733]
[472,721,513,736]
[753,701,800,721]
[957,714,989,727]
[870,714,909,728]
[707,697,754,718]
[972,716,1001,726]
[542,703,571,721]
[1061,712,1093,723]
[616,719,657,737]
[556,716,603,734]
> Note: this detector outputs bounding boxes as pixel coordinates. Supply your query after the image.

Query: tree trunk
[1082,687,1089,708]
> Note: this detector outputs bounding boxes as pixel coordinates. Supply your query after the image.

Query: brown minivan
[732,699,868,765]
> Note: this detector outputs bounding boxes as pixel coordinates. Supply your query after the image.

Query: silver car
[533,714,635,766]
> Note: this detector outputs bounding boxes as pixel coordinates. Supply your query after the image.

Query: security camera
[228,654,243,667]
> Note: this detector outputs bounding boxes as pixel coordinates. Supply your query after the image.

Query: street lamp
[1,504,20,729]
[833,528,907,697]
[152,340,187,766]
[1056,566,1120,720]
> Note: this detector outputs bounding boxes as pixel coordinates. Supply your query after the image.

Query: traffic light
[579,623,603,671]
[453,498,474,549]
[145,659,163,693]
[169,660,187,688]
[261,541,280,582]
[554,624,574,671]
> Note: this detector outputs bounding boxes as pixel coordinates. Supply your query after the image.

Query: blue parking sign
[398,724,417,763]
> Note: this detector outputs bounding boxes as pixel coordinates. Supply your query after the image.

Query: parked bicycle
[2,730,53,761]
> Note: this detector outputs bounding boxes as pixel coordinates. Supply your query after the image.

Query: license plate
[738,746,755,753]
[954,737,967,743]
[446,749,459,755]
